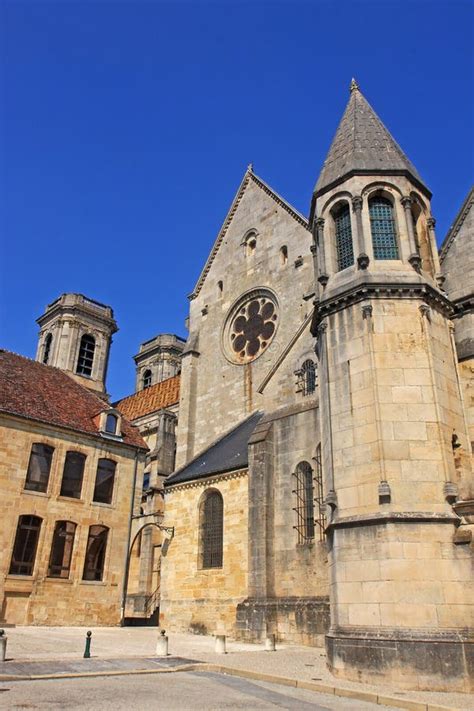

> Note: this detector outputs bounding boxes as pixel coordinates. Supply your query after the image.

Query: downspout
[120,449,140,626]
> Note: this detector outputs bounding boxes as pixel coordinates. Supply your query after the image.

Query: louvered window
[334,204,354,270]
[200,490,223,569]
[76,334,95,376]
[369,197,399,259]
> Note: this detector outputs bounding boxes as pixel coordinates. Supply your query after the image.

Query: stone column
[401,196,421,270]
[315,218,329,286]
[351,196,369,270]
[427,217,442,276]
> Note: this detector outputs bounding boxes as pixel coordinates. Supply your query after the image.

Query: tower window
[9,515,42,576]
[217,280,223,296]
[60,451,86,499]
[292,462,315,543]
[43,333,53,364]
[280,246,288,265]
[200,490,223,569]
[334,203,354,270]
[369,197,399,260]
[48,521,76,578]
[24,443,54,493]
[301,359,317,396]
[93,458,116,504]
[243,230,257,257]
[143,369,152,389]
[82,525,109,581]
[76,334,95,377]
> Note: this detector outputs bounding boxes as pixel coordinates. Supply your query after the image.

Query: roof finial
[350,77,359,93]
[247,162,254,173]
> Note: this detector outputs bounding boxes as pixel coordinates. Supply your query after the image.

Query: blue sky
[1,0,472,399]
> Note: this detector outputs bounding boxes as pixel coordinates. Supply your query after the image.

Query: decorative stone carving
[357,253,370,270]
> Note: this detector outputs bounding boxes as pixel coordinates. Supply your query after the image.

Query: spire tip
[350,78,359,93]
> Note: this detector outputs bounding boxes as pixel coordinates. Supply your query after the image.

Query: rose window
[228,295,278,363]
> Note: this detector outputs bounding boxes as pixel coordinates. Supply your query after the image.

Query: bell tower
[310,81,472,690]
[36,293,118,395]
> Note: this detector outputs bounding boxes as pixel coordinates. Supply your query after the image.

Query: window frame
[82,525,109,581]
[369,195,399,260]
[9,515,43,576]
[292,461,315,544]
[76,334,96,377]
[42,333,53,364]
[24,443,54,493]
[199,489,224,569]
[47,520,77,578]
[333,202,355,271]
[142,369,152,389]
[301,359,317,396]
[59,451,86,499]
[93,458,116,505]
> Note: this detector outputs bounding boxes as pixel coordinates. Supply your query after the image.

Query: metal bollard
[83,630,92,659]
[156,629,169,656]
[265,634,276,651]
[215,634,226,654]
[0,630,7,662]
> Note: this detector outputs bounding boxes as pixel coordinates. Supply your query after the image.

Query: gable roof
[166,411,263,486]
[0,350,146,449]
[313,80,429,201]
[189,166,309,300]
[115,374,180,421]
[439,185,474,263]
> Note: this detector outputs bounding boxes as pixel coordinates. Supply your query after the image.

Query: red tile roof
[0,350,147,450]
[115,375,180,421]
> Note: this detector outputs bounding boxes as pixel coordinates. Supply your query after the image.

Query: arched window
[292,462,315,543]
[143,369,152,389]
[43,333,53,364]
[105,413,118,434]
[60,451,86,499]
[93,458,116,504]
[369,196,399,260]
[83,525,109,581]
[9,515,42,575]
[76,334,95,376]
[280,246,288,266]
[24,443,54,493]
[200,490,223,569]
[334,203,354,270]
[301,360,317,396]
[243,230,257,257]
[48,521,76,578]
[217,280,223,296]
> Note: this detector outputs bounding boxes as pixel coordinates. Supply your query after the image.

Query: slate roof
[166,411,264,486]
[314,80,428,198]
[115,375,180,421]
[0,350,147,449]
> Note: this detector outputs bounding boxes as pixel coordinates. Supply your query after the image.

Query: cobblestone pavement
[1,627,472,709]
[0,671,401,710]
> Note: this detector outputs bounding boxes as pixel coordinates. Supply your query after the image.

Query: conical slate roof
[314,80,429,197]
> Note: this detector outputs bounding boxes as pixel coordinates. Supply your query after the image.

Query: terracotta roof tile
[115,375,180,421]
[0,350,147,450]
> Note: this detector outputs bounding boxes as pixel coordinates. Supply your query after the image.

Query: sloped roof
[314,80,429,198]
[166,411,263,486]
[0,350,146,449]
[439,185,474,262]
[115,374,180,421]
[189,166,309,300]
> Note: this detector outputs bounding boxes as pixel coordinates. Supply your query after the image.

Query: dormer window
[99,409,122,439]
[105,414,118,434]
[143,369,152,389]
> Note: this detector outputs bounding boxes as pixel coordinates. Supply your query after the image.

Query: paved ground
[0,671,401,710]
[1,627,472,710]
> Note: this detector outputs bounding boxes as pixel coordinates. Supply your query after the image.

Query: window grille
[143,370,152,389]
[93,458,116,504]
[292,462,315,543]
[83,525,109,581]
[301,360,317,395]
[43,333,53,364]
[24,443,54,493]
[76,334,95,376]
[334,204,354,270]
[48,521,76,578]
[313,444,326,539]
[369,197,399,259]
[9,515,42,575]
[60,451,86,499]
[201,490,223,568]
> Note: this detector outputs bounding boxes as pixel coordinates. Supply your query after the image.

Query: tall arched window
[334,203,354,270]
[83,525,109,581]
[48,521,76,578]
[301,359,317,396]
[43,333,53,364]
[292,462,315,543]
[9,515,42,575]
[369,196,399,259]
[200,490,223,569]
[143,369,152,389]
[76,334,95,376]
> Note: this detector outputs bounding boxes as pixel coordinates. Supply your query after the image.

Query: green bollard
[83,630,92,659]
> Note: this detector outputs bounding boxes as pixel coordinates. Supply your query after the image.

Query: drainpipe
[120,449,140,626]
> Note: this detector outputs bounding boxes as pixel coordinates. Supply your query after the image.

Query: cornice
[311,280,454,334]
[164,467,248,493]
[326,511,459,534]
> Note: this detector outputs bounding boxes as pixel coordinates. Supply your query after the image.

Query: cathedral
[1,81,472,692]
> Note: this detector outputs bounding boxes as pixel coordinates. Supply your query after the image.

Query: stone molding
[164,468,248,494]
[325,511,460,534]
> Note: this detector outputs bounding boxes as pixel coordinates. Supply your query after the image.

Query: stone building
[157,81,473,692]
[0,349,147,626]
